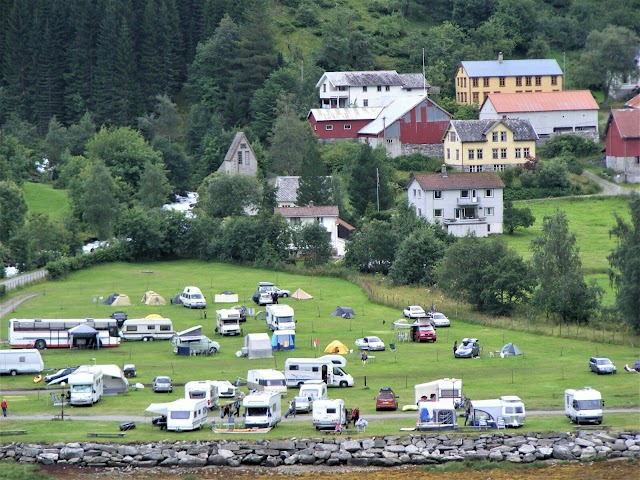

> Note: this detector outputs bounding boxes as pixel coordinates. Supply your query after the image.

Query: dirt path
[0,292,41,321]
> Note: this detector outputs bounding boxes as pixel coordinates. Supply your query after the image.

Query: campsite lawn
[1,261,639,443]
[22,182,70,222]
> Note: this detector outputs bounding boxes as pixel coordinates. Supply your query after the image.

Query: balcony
[443,217,486,225]
[457,196,478,206]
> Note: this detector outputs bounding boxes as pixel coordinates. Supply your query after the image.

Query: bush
[0,285,6,298]
[393,154,442,172]
[46,243,128,280]
[539,135,600,158]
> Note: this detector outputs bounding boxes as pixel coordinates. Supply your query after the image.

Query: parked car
[411,324,437,343]
[427,312,450,327]
[355,336,386,351]
[257,292,274,306]
[251,282,291,304]
[152,415,167,430]
[403,305,426,318]
[44,366,78,384]
[294,395,313,413]
[233,305,249,322]
[589,357,617,374]
[455,338,481,358]
[152,376,173,393]
[375,387,398,411]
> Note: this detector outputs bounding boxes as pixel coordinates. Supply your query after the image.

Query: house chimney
[498,52,503,63]
[440,164,448,177]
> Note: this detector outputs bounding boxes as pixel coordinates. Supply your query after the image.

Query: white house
[217,132,258,176]
[479,91,599,141]
[274,205,348,256]
[407,168,505,237]
[316,70,430,109]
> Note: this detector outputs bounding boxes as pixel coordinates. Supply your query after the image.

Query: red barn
[605,109,640,183]
[308,107,381,140]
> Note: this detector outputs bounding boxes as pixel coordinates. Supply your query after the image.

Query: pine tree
[112,18,142,125]
[297,141,332,207]
[94,0,121,125]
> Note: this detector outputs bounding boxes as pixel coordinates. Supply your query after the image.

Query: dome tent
[500,343,522,356]
[324,340,349,354]
[292,288,313,300]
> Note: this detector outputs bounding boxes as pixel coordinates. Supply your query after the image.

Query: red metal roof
[483,90,598,113]
[625,93,640,109]
[274,206,339,217]
[412,172,505,190]
[610,109,640,139]
[337,218,356,231]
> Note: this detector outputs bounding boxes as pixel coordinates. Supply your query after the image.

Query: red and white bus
[8,318,121,349]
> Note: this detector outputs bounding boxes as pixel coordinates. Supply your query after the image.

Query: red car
[375,387,398,411]
[411,324,437,343]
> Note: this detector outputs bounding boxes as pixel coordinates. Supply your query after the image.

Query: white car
[355,336,386,351]
[403,305,426,318]
[428,312,450,327]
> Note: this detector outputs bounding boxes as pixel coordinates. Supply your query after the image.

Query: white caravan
[147,398,209,431]
[312,398,347,430]
[284,355,354,388]
[469,397,526,428]
[500,395,526,427]
[215,309,241,336]
[0,349,43,376]
[243,391,282,428]
[265,304,295,331]
[565,387,603,425]
[120,318,175,341]
[185,380,219,410]
[246,369,287,393]
[210,380,237,398]
[180,286,207,309]
[68,368,103,406]
[414,378,464,408]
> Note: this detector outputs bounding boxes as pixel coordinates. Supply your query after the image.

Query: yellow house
[443,119,538,172]
[455,53,563,105]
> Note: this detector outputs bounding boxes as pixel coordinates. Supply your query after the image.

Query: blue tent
[271,329,295,351]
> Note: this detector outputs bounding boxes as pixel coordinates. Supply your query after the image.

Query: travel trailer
[312,398,348,430]
[246,369,287,393]
[416,399,457,431]
[243,391,282,428]
[0,349,43,376]
[468,396,526,428]
[210,380,237,398]
[146,398,209,431]
[120,318,175,341]
[500,395,526,427]
[68,368,103,406]
[184,380,219,410]
[565,387,603,425]
[414,378,464,408]
[284,355,354,388]
[215,309,242,336]
[265,304,296,331]
[180,286,207,309]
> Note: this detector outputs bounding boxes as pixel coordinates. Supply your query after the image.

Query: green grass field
[1,261,638,443]
[22,183,69,222]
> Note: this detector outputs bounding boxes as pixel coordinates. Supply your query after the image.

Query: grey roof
[398,73,431,89]
[223,132,253,162]
[461,59,563,78]
[275,176,300,203]
[319,71,404,88]
[450,119,538,142]
[359,96,451,135]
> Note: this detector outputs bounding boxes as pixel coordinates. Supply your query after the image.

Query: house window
[461,190,469,198]
[483,92,489,102]
[363,99,368,107]
[446,148,450,160]
[516,77,522,86]
[323,84,327,92]
[385,85,390,91]
[551,76,558,85]
[418,208,422,215]
[524,147,530,157]
[483,77,489,87]
[499,77,505,87]
[377,86,382,92]
[464,92,467,102]
[500,131,507,141]
[413,189,416,197]
[500,148,507,159]
[237,151,243,164]
[325,125,333,131]
[469,165,483,172]
[515,148,521,158]
[468,150,474,160]
[492,148,499,159]
[472,92,479,103]
[492,132,498,142]
[417,190,421,198]
[363,86,367,92]
[344,124,352,130]
[477,149,483,159]
[338,86,347,91]
[449,131,457,141]
[494,164,505,172]
[535,76,542,86]
[240,143,246,149]
[525,76,532,86]
[485,189,493,197]
[472,78,479,87]
[434,190,442,199]
[485,207,494,216]
[456,149,459,161]
[245,151,250,165]
[434,209,443,218]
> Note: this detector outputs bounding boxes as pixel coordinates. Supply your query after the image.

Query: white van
[246,369,287,393]
[68,368,103,406]
[265,304,295,331]
[185,380,219,410]
[167,398,208,431]
[284,355,354,388]
[243,391,281,428]
[0,349,43,376]
[180,286,206,309]
[312,398,347,430]
[565,387,603,425]
[215,309,241,336]
[120,318,175,341]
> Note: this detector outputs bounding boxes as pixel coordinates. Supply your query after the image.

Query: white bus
[8,318,121,350]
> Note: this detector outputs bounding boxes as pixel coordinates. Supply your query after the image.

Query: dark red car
[411,324,437,343]
[375,387,398,411]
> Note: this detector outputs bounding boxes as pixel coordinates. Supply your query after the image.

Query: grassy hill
[23,183,70,222]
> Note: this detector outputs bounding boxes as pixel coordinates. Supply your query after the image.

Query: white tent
[292,288,313,300]
[242,333,273,359]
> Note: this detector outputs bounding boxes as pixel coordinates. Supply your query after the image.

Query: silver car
[589,357,617,374]
[428,312,450,327]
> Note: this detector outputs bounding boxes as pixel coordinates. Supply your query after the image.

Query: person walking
[453,341,458,355]
[233,397,241,417]
[360,350,368,366]
[1,398,7,417]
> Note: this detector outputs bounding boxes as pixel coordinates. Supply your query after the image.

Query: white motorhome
[0,349,43,376]
[210,380,237,398]
[312,398,347,430]
[565,387,603,425]
[180,286,207,309]
[185,380,219,410]
[416,400,457,431]
[68,368,103,406]
[243,391,282,428]
[414,378,463,408]
[166,399,209,431]
[284,355,354,388]
[120,318,175,341]
[265,304,295,331]
[215,309,241,336]
[246,369,287,393]
[468,396,526,428]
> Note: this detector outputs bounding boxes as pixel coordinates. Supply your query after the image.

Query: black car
[110,311,128,328]
[233,305,248,323]
[152,415,167,430]
[44,366,78,384]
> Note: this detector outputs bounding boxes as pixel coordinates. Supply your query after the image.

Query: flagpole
[376,167,380,212]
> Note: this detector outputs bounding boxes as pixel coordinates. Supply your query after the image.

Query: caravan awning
[145,402,170,416]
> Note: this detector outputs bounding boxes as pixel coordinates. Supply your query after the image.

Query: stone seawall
[1,430,639,469]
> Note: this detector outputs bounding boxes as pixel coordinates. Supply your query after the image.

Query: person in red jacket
[1,398,7,417]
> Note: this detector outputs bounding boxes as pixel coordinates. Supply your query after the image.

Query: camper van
[565,387,603,425]
[180,286,207,309]
[68,369,103,406]
[246,369,287,393]
[167,398,208,431]
[312,398,348,430]
[120,318,175,341]
[284,355,354,388]
[172,326,220,355]
[210,380,237,398]
[0,349,43,376]
[184,380,219,410]
[468,396,526,428]
[243,391,282,428]
[414,378,464,408]
[215,309,241,336]
[265,304,295,331]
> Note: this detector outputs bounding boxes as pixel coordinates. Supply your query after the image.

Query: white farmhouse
[407,167,505,238]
